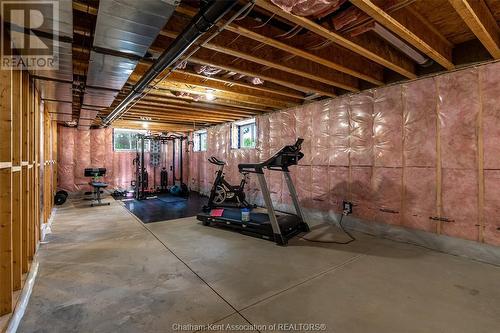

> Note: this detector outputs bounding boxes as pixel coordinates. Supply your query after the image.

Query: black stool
[85,168,111,207]
[90,181,110,207]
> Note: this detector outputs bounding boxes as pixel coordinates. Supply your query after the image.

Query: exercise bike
[203,156,253,211]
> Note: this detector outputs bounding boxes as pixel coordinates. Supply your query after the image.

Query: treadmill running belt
[218,208,269,223]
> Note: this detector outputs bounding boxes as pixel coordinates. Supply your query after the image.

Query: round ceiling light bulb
[205,89,216,101]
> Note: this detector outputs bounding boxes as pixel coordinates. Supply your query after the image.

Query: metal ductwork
[79,0,179,129]
[102,0,240,126]
[28,0,73,123]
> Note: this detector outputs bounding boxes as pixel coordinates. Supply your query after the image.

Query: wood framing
[0,62,13,315]
[12,70,22,291]
[449,0,500,59]
[136,63,303,104]
[128,72,297,109]
[222,19,384,85]
[158,24,359,92]
[350,0,454,69]
[190,48,336,96]
[175,4,385,85]
[254,0,417,78]
[21,71,30,274]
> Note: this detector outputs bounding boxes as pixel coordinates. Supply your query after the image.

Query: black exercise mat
[156,193,188,204]
[122,192,208,223]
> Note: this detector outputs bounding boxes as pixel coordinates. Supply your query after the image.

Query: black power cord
[299,212,356,244]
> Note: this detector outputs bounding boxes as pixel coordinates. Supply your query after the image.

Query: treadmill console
[238,138,304,173]
[265,138,304,170]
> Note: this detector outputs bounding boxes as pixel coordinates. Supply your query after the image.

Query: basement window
[193,130,207,152]
[113,129,149,152]
[231,118,256,149]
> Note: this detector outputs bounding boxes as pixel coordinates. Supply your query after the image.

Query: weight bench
[85,168,111,207]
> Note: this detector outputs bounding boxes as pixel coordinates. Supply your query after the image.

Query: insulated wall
[189,61,500,247]
[57,127,185,192]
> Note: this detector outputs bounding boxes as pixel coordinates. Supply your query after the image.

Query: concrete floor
[18,198,500,333]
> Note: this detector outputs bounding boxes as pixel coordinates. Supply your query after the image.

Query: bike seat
[208,156,226,166]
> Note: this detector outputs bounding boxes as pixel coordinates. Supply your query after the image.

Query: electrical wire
[253,14,275,29]
[234,2,255,21]
[306,39,334,51]
[299,214,356,244]
[274,24,301,38]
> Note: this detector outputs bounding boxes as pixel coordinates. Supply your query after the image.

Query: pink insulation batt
[185,61,500,247]
[55,62,500,247]
[57,127,188,193]
[186,63,500,245]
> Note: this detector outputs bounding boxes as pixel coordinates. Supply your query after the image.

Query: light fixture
[205,89,216,101]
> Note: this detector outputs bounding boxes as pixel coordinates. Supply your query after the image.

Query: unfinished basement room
[1,0,500,332]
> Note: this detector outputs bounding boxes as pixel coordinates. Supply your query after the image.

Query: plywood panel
[410,0,476,44]
[485,0,500,24]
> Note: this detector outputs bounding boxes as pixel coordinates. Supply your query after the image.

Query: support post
[256,171,286,245]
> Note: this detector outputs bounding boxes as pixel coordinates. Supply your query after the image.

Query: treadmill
[197,139,310,245]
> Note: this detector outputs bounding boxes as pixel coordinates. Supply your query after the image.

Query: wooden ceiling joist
[350,0,454,70]
[150,46,306,100]
[204,33,359,92]
[156,31,345,94]
[112,119,197,132]
[119,111,226,125]
[117,87,272,114]
[128,111,241,124]
[174,69,305,100]
[125,110,231,123]
[125,115,225,125]
[129,103,253,120]
[130,74,293,109]
[73,1,98,15]
[189,48,336,97]
[175,5,384,85]
[254,0,416,79]
[132,96,259,116]
[449,0,500,59]
[132,64,300,107]
[223,17,384,86]
[132,101,256,119]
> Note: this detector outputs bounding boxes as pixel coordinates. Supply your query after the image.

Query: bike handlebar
[208,156,226,166]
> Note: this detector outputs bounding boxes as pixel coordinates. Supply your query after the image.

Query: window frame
[113,128,149,152]
[231,118,257,150]
[193,130,208,152]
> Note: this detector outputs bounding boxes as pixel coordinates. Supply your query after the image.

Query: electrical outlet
[342,201,353,215]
